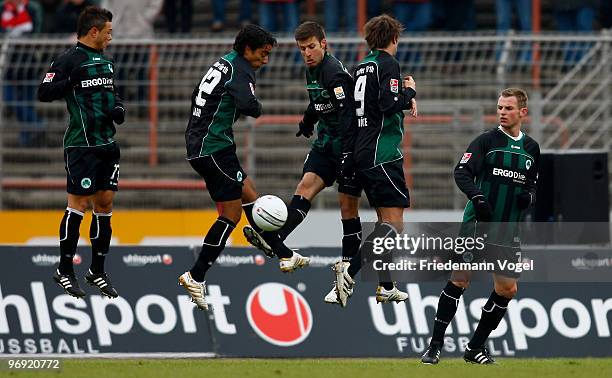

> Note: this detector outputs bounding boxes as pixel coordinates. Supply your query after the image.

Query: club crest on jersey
[390,79,399,93]
[43,73,55,83]
[333,86,345,99]
[237,171,243,182]
[460,153,472,164]
[249,83,255,95]
[526,159,532,170]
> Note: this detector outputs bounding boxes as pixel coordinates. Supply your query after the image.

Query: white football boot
[333,261,355,307]
[375,284,409,304]
[178,272,208,310]
[279,251,310,273]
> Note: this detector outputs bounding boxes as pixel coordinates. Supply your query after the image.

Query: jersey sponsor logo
[249,82,255,95]
[80,77,113,88]
[80,178,92,189]
[246,283,313,346]
[460,153,472,163]
[42,73,55,83]
[492,168,526,181]
[390,79,399,93]
[333,86,345,99]
[314,102,333,112]
[525,159,532,170]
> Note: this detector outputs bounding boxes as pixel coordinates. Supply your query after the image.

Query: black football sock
[347,251,362,278]
[89,212,112,274]
[277,195,311,241]
[58,208,83,275]
[341,217,362,260]
[190,217,236,282]
[468,290,511,349]
[243,202,293,259]
[431,281,465,344]
[358,222,397,290]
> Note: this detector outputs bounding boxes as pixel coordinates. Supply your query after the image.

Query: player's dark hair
[77,6,112,37]
[364,14,403,50]
[233,24,277,56]
[294,21,326,43]
[501,88,528,108]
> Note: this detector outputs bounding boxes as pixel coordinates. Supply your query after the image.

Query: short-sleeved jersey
[186,50,262,159]
[352,50,415,170]
[301,53,355,157]
[38,42,121,148]
[455,127,540,245]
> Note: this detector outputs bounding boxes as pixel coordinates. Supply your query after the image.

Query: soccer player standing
[241,21,362,306]
[350,15,417,304]
[421,88,540,364]
[38,6,124,299]
[178,25,309,311]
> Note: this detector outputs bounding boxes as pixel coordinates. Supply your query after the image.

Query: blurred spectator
[102,0,163,109]
[431,0,475,31]
[164,0,193,33]
[1,0,46,147]
[325,0,356,33]
[53,0,94,34]
[393,0,432,32]
[101,0,162,38]
[211,0,253,32]
[496,0,531,32]
[258,0,298,33]
[496,0,531,63]
[554,0,597,32]
[554,0,598,64]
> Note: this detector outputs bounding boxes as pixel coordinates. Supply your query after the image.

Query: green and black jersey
[186,50,262,159]
[301,52,355,157]
[38,42,122,148]
[352,50,415,170]
[456,126,540,245]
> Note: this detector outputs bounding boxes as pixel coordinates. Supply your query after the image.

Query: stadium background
[0,0,611,365]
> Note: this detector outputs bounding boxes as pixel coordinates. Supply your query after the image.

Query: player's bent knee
[451,280,470,289]
[496,284,518,299]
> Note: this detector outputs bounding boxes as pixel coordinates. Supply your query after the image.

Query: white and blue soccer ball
[252,195,288,231]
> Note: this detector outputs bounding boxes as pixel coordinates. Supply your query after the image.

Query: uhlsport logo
[122,254,173,267]
[31,253,81,266]
[246,283,312,347]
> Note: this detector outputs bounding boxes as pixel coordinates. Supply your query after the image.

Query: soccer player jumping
[38,6,125,299]
[179,25,309,311]
[421,88,540,364]
[349,15,417,305]
[241,21,363,306]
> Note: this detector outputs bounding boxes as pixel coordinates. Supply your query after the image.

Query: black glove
[471,195,493,222]
[339,152,355,185]
[111,105,125,125]
[516,191,533,210]
[296,121,314,138]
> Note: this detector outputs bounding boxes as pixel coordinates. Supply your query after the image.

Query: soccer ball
[252,195,288,231]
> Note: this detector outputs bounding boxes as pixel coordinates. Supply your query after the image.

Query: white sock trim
[66,207,85,216]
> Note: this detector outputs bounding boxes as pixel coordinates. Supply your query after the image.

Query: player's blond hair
[501,88,528,109]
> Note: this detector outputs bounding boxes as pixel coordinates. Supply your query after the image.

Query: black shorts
[302,148,362,197]
[454,243,523,279]
[189,147,247,202]
[357,160,410,208]
[64,143,120,195]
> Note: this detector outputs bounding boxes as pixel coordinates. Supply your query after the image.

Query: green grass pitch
[2,358,612,378]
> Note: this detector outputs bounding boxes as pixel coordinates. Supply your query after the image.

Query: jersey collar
[497,125,523,141]
[76,41,102,53]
